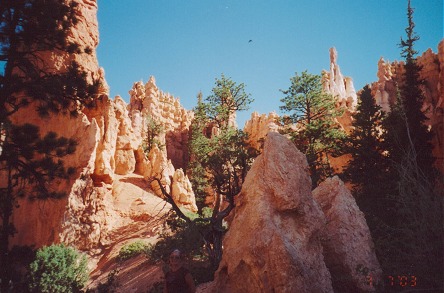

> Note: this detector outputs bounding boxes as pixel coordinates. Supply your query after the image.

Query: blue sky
[96,0,443,127]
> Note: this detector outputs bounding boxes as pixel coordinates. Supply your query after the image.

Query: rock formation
[210,133,382,293]
[243,112,281,150]
[322,47,357,133]
[6,0,198,258]
[128,76,194,170]
[213,132,333,293]
[371,39,444,172]
[322,47,358,110]
[313,176,382,292]
[8,0,107,249]
[128,76,197,212]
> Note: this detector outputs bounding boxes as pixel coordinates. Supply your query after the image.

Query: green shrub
[28,244,88,293]
[149,212,215,285]
[118,241,152,261]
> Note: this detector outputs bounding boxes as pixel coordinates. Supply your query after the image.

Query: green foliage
[189,76,256,199]
[188,92,210,212]
[28,244,88,293]
[185,75,257,270]
[344,3,443,291]
[148,211,214,285]
[118,241,153,261]
[394,0,435,181]
[280,71,346,187]
[205,74,253,126]
[342,86,390,211]
[142,116,164,155]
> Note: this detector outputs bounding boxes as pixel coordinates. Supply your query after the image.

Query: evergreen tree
[188,92,210,212]
[280,71,346,187]
[29,244,88,293]
[142,116,164,155]
[152,75,257,271]
[189,75,256,269]
[376,1,443,289]
[0,1,99,289]
[205,74,253,128]
[396,0,435,179]
[342,86,391,218]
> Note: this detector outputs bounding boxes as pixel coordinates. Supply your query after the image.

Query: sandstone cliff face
[7,0,197,255]
[313,176,382,292]
[8,0,106,248]
[371,39,444,172]
[213,132,333,293]
[128,76,197,212]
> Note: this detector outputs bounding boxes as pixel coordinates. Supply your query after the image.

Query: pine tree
[397,0,435,179]
[188,92,211,212]
[280,71,346,187]
[377,1,443,289]
[342,86,391,218]
[157,75,257,271]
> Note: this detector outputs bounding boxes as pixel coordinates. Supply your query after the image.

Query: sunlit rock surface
[212,132,333,293]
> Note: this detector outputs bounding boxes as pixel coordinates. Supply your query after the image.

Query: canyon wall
[7,0,197,256]
[8,0,106,249]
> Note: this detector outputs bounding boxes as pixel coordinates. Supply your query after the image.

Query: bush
[118,241,153,261]
[28,244,88,293]
[149,212,215,285]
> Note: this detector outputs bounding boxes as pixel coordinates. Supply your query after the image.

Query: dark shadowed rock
[313,176,382,292]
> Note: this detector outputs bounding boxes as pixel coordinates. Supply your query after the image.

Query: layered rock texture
[371,39,444,172]
[211,133,381,292]
[128,76,194,171]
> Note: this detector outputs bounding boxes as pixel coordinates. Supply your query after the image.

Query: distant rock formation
[128,76,194,170]
[244,48,356,172]
[371,39,444,172]
[313,176,382,292]
[243,111,281,150]
[211,133,381,292]
[323,47,358,109]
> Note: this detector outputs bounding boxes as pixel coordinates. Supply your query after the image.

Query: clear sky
[96,0,443,127]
